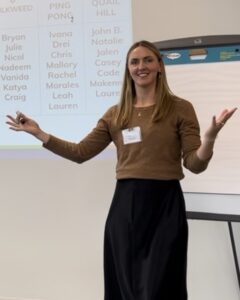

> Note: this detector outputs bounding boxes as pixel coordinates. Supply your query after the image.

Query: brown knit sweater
[43,98,211,180]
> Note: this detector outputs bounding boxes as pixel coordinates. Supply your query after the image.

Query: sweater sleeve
[42,107,114,163]
[178,100,212,174]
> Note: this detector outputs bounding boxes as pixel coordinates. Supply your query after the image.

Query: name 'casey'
[95,59,121,67]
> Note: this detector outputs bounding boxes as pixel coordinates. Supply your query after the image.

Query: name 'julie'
[5,43,23,52]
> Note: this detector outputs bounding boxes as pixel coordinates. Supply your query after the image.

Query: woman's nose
[138,60,146,69]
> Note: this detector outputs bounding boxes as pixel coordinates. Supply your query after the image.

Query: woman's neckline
[133,103,156,110]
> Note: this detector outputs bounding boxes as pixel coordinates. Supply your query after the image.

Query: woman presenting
[7,40,237,300]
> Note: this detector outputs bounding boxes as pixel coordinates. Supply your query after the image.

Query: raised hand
[196,107,237,161]
[204,107,238,141]
[6,111,50,143]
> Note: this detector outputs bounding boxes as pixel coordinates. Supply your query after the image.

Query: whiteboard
[155,36,240,217]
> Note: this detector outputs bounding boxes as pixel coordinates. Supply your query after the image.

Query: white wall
[0,0,240,299]
[132,0,240,42]
[0,158,115,300]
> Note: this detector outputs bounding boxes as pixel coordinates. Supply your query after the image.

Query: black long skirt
[103,179,188,300]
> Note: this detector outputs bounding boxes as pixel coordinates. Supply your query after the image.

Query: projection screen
[0,0,132,156]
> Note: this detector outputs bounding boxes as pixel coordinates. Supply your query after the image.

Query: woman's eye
[130,60,138,65]
[145,58,153,63]
[129,57,154,65]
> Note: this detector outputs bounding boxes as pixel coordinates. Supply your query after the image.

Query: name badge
[122,127,142,144]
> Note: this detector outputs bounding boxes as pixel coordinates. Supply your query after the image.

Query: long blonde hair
[115,40,175,128]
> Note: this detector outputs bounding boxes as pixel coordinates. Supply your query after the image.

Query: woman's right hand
[6,111,50,143]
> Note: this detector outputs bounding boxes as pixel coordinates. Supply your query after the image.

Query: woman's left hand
[204,107,238,141]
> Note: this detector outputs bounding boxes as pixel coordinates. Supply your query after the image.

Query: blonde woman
[7,40,237,300]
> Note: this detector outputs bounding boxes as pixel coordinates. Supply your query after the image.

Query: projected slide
[0,0,132,147]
